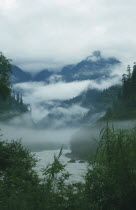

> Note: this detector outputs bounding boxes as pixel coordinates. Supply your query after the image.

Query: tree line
[0,52,28,120]
[103,63,136,120]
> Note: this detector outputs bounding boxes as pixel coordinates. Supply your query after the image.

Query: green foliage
[1,127,136,209]
[0,139,84,210]
[70,134,98,160]
[85,126,136,210]
[103,63,136,120]
[0,52,28,121]
[0,139,39,210]
[0,95,29,121]
[96,86,121,109]
[83,85,121,123]
[0,52,12,100]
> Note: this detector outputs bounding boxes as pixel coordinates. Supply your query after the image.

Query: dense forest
[103,63,136,120]
[0,52,28,121]
[83,85,121,123]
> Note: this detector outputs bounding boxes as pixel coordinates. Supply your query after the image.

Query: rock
[68,159,76,163]
[79,160,85,163]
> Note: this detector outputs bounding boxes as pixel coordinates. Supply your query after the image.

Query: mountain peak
[85,51,101,62]
[92,51,101,57]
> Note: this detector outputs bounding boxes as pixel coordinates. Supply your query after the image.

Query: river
[33,149,88,183]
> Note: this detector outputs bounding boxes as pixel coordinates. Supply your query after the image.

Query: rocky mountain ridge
[10,51,121,83]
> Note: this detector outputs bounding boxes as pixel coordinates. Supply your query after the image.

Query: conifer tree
[0,52,12,100]
[131,62,136,96]
[20,94,23,105]
[16,93,20,103]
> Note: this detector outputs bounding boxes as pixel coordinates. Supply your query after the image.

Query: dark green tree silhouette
[103,62,136,120]
[0,52,12,100]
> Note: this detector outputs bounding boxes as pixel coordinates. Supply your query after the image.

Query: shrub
[1,126,136,210]
[85,126,136,210]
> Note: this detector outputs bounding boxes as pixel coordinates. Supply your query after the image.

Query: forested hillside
[0,92,29,121]
[83,85,121,123]
[0,52,29,121]
[103,63,136,120]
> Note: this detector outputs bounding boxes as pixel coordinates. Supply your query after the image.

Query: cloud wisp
[13,75,121,122]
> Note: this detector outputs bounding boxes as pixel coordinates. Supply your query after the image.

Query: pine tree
[20,94,23,105]
[16,93,20,103]
[131,62,136,97]
[122,73,128,98]
[127,65,131,79]
[0,52,12,100]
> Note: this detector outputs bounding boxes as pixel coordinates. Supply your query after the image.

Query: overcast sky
[0,0,136,72]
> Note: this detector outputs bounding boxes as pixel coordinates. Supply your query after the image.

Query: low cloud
[13,75,121,122]
[0,122,78,151]
[14,80,91,102]
[55,105,88,116]
[14,77,120,104]
[39,104,89,129]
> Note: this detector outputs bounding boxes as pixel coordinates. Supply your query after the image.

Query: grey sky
[0,0,136,72]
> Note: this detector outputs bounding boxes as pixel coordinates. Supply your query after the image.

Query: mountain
[10,51,121,84]
[60,51,120,82]
[61,88,101,108]
[58,85,120,112]
[10,66,53,84]
[37,89,101,129]
[37,102,89,129]
[10,65,32,83]
[83,85,121,123]
[37,85,121,129]
[32,69,53,82]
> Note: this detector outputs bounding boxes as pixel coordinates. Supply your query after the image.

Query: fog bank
[0,123,78,152]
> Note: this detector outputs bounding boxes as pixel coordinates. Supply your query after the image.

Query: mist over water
[1,117,136,181]
[1,118,136,152]
[0,122,78,152]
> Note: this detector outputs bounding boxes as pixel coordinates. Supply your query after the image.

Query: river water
[2,120,135,183]
[33,149,88,183]
[0,124,87,182]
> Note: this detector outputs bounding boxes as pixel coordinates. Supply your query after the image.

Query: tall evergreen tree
[16,93,20,103]
[20,94,23,105]
[104,63,136,120]
[0,52,12,100]
[131,62,136,96]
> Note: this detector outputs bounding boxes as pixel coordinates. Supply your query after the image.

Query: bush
[1,126,136,209]
[0,139,84,210]
[0,139,39,210]
[85,126,136,210]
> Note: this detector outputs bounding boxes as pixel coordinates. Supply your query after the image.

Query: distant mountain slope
[10,65,32,83]
[83,85,121,123]
[37,85,121,129]
[10,66,53,83]
[32,70,53,82]
[37,89,101,128]
[10,51,121,84]
[61,89,101,108]
[60,85,120,111]
[60,51,120,82]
